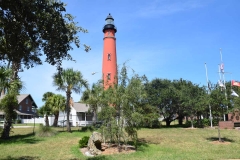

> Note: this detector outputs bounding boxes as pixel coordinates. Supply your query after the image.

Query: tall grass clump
[36,124,57,137]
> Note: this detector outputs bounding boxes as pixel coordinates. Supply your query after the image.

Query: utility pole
[205,63,213,128]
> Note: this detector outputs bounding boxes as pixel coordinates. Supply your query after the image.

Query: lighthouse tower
[102,13,117,88]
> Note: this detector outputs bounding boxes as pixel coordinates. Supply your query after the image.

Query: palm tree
[0,67,23,139]
[0,67,11,96]
[47,94,66,127]
[38,105,51,127]
[53,68,88,132]
[42,92,55,102]
[40,92,55,127]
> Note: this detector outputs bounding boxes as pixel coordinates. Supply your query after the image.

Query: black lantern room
[103,13,117,33]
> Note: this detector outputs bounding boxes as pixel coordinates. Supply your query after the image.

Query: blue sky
[19,0,240,108]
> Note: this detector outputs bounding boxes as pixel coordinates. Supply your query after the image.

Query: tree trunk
[53,112,59,127]
[1,61,20,139]
[190,116,194,128]
[92,109,97,125]
[191,120,194,128]
[1,120,12,139]
[66,91,72,132]
[178,115,183,125]
[166,119,171,126]
[45,115,49,127]
[11,61,20,80]
[218,119,222,142]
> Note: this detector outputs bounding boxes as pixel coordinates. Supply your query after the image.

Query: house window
[19,105,22,111]
[26,98,28,104]
[86,113,93,121]
[107,53,111,60]
[27,107,30,111]
[107,73,111,80]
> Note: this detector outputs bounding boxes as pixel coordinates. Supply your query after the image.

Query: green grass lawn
[12,123,41,127]
[0,126,240,160]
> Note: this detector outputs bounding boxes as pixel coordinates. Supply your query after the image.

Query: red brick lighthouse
[102,13,117,89]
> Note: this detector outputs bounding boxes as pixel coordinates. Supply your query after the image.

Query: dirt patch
[211,140,231,145]
[80,143,136,156]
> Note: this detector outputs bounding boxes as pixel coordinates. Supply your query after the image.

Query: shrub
[36,124,57,137]
[81,126,95,132]
[94,121,103,128]
[79,136,90,148]
[202,118,210,127]
[185,120,197,127]
[15,120,21,124]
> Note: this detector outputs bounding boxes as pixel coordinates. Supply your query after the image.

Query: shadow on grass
[2,156,40,160]
[142,124,187,129]
[0,133,43,144]
[56,126,96,133]
[206,137,235,143]
[86,156,111,160]
[162,124,189,128]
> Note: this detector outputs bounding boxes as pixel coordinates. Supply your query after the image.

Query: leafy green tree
[145,79,179,126]
[0,0,90,79]
[53,68,88,132]
[180,81,208,128]
[0,0,89,138]
[141,104,160,128]
[210,86,228,141]
[223,81,237,112]
[99,64,147,149]
[46,94,66,127]
[0,67,12,96]
[0,67,23,139]
[39,92,55,127]
[38,105,51,127]
[81,81,103,125]
[42,92,55,102]
[0,94,18,139]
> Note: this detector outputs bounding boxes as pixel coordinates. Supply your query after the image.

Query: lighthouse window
[107,73,111,80]
[108,53,111,60]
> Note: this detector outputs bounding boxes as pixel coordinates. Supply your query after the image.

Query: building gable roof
[0,94,38,108]
[72,103,90,112]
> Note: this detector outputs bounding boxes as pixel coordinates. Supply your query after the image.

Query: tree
[98,64,147,149]
[81,81,103,125]
[180,81,208,128]
[145,79,179,126]
[0,67,12,96]
[0,67,23,139]
[42,92,55,102]
[53,68,88,132]
[0,0,90,79]
[0,0,89,138]
[38,105,51,127]
[40,92,55,127]
[210,86,228,141]
[46,94,66,127]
